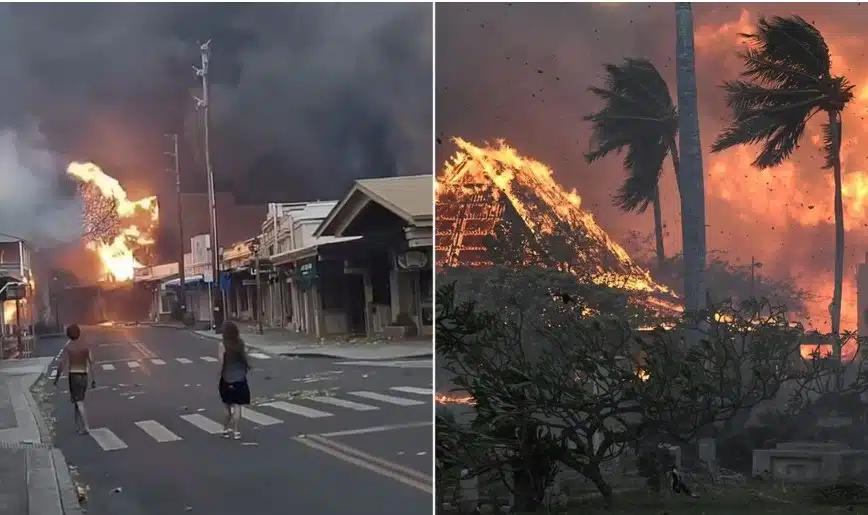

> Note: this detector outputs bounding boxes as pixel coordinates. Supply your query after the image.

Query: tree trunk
[653,187,666,270]
[675,3,708,334]
[828,109,845,360]
[583,464,614,507]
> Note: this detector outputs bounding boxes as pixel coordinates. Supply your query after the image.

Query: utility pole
[165,133,186,315]
[194,39,222,332]
[249,238,263,334]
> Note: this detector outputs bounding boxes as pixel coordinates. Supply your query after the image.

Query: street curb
[51,449,84,514]
[24,375,51,448]
[278,352,433,360]
[24,360,83,515]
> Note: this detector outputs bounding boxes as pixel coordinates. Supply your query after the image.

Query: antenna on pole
[194,38,221,333]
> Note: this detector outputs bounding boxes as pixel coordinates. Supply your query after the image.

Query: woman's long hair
[221,322,250,370]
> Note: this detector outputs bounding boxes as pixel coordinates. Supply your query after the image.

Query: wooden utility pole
[166,133,186,314]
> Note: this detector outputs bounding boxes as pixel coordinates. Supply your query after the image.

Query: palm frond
[713,15,854,169]
[584,58,676,213]
[741,16,831,80]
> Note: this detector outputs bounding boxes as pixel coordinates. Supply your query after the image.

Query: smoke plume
[0,4,432,209]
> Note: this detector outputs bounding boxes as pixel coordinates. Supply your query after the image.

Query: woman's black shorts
[68,373,88,403]
[218,378,251,406]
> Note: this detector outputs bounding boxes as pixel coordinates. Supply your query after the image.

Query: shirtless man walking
[54,324,96,435]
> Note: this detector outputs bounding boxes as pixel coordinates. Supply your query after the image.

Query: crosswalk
[50,353,274,377]
[82,385,433,452]
[334,359,432,369]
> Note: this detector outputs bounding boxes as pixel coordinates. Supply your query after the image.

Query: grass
[565,482,868,515]
[441,482,868,515]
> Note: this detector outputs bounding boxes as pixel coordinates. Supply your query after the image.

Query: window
[159,293,173,314]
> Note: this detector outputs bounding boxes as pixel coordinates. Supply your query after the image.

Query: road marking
[150,358,166,365]
[176,358,193,364]
[293,435,431,493]
[240,408,283,426]
[180,414,224,434]
[319,421,433,438]
[389,386,431,396]
[249,352,271,360]
[126,361,140,369]
[135,420,182,442]
[308,396,380,411]
[200,356,218,363]
[89,428,128,451]
[261,401,333,418]
[334,359,432,369]
[101,364,115,371]
[348,391,425,406]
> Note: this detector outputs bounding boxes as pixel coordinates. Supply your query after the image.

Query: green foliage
[436,272,840,508]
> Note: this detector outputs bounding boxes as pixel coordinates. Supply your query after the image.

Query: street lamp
[750,257,763,299]
[248,238,263,335]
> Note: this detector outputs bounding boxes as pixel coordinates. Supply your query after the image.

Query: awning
[271,236,362,266]
[161,274,209,289]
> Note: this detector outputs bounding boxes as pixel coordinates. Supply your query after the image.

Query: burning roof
[436,138,681,315]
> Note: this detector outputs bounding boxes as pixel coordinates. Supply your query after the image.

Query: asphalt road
[42,326,433,515]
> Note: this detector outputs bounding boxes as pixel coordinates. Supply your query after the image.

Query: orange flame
[435,393,476,405]
[2,302,14,324]
[67,162,159,282]
[437,137,674,297]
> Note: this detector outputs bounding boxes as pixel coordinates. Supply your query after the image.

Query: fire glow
[67,163,159,282]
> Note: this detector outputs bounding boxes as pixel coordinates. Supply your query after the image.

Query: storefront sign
[396,250,429,270]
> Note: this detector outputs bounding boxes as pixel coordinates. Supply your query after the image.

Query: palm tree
[711,15,854,339]
[584,58,679,271]
[675,2,710,321]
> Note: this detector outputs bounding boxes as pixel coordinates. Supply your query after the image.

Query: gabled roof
[315,175,433,237]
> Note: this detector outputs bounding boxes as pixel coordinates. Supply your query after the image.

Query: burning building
[435,137,680,314]
[68,161,160,283]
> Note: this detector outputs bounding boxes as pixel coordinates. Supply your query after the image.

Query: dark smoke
[436,3,868,330]
[0,3,432,213]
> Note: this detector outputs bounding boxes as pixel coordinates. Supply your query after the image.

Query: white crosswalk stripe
[127,361,140,369]
[335,359,432,369]
[348,391,425,406]
[176,358,192,364]
[101,364,115,371]
[135,420,181,442]
[308,396,380,411]
[89,428,128,451]
[180,414,224,434]
[150,358,166,365]
[240,408,282,426]
[261,401,333,418]
[249,352,271,360]
[389,386,432,396]
[82,385,431,451]
[200,356,218,363]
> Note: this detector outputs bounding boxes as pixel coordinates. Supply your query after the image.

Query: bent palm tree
[584,58,679,271]
[711,15,854,339]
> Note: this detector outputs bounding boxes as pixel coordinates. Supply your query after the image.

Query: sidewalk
[0,358,82,515]
[194,328,432,360]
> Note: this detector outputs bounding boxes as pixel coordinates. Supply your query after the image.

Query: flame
[2,302,14,324]
[437,138,676,303]
[688,8,868,333]
[67,162,159,282]
[436,393,476,405]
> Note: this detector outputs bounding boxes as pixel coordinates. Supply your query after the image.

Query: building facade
[134,175,433,340]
